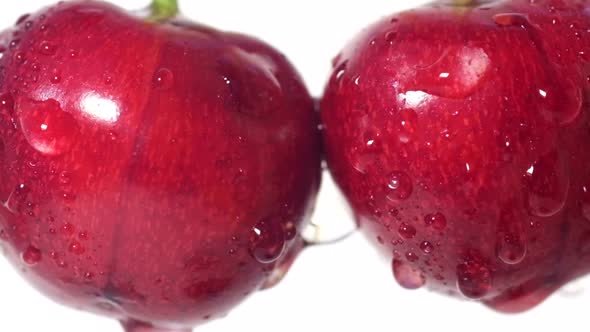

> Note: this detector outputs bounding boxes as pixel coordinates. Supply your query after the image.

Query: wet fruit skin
[0,0,320,329]
[321,0,590,312]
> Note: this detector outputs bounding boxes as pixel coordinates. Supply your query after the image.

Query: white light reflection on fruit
[80,93,121,123]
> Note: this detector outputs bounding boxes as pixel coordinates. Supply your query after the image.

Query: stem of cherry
[452,0,474,7]
[150,0,179,20]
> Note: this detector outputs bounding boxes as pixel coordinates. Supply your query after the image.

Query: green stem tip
[443,0,475,6]
[150,0,179,20]
[453,0,474,5]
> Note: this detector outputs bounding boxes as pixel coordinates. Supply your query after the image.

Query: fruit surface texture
[0,0,320,328]
[321,0,590,312]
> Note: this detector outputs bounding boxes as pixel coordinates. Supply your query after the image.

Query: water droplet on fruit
[424,213,447,230]
[249,220,286,264]
[353,75,361,86]
[218,49,282,118]
[392,259,425,290]
[39,41,57,55]
[385,171,413,201]
[14,52,25,64]
[396,109,418,144]
[456,259,492,299]
[108,131,118,141]
[62,191,76,202]
[284,222,297,241]
[51,72,62,84]
[61,223,75,235]
[495,13,581,125]
[334,61,348,82]
[376,236,384,245]
[536,76,583,125]
[398,223,416,239]
[9,39,20,49]
[351,132,382,173]
[17,98,79,156]
[495,210,527,265]
[385,30,397,44]
[406,251,419,262]
[0,93,15,114]
[153,68,174,90]
[68,241,85,255]
[16,14,30,25]
[420,241,434,254]
[59,171,71,184]
[4,183,29,213]
[496,233,527,265]
[95,298,120,313]
[22,245,41,265]
[525,151,569,218]
[409,46,490,99]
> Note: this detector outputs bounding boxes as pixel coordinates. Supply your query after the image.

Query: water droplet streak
[495,210,527,265]
[493,13,582,125]
[525,151,569,218]
[496,232,527,265]
[456,257,492,299]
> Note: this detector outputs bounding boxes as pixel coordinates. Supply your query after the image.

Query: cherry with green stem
[0,0,321,331]
[150,0,179,20]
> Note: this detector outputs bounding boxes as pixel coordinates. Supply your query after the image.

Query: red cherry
[321,0,590,312]
[0,0,321,330]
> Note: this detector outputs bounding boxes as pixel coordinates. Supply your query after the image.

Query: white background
[1,1,588,331]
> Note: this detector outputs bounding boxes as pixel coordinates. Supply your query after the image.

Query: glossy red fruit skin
[0,0,320,328]
[321,0,590,312]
